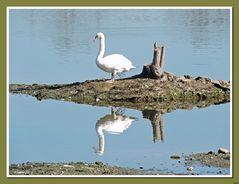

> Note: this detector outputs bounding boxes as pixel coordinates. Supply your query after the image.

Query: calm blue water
[9,9,230,84]
[9,94,230,175]
[9,9,231,175]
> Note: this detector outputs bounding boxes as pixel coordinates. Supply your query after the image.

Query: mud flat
[9,72,230,112]
[184,151,230,168]
[9,161,154,175]
[9,150,230,176]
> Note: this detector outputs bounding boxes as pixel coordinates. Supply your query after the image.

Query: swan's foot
[106,79,114,83]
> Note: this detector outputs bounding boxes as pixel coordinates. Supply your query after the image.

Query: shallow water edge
[9,151,230,176]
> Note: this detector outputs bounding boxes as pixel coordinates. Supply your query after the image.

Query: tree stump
[139,42,165,79]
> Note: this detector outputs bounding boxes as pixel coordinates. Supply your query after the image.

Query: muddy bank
[9,72,230,112]
[184,151,230,168]
[9,161,152,175]
[9,150,230,176]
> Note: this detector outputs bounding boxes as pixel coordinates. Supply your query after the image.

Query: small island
[9,44,230,113]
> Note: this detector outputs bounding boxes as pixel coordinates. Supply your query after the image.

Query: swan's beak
[93,35,98,42]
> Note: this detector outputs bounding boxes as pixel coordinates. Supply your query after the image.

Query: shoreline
[9,151,230,176]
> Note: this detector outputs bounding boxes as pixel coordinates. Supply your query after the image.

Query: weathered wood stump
[135,42,166,79]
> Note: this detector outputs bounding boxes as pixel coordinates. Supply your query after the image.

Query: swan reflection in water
[93,107,136,156]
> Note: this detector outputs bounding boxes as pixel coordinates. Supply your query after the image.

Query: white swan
[94,32,135,82]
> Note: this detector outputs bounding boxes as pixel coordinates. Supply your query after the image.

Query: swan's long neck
[97,37,105,60]
[95,125,105,155]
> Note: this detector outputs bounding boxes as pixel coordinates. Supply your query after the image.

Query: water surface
[9,94,230,175]
[9,9,230,84]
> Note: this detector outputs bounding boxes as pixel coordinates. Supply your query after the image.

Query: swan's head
[94,32,104,41]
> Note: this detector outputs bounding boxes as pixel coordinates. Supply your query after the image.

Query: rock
[170,154,181,159]
[187,166,193,171]
[218,148,229,154]
[176,76,191,83]
[63,164,75,168]
[195,76,210,83]
[184,75,193,79]
[95,161,104,165]
[16,171,25,174]
[224,155,230,160]
[207,151,214,155]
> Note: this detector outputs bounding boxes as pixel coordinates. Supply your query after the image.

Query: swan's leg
[106,71,117,83]
[112,71,117,80]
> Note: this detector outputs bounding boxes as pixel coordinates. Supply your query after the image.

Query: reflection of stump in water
[142,110,164,143]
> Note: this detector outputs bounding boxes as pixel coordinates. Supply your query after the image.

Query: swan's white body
[94,32,135,82]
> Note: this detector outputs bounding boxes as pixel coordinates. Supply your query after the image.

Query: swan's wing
[102,54,135,71]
